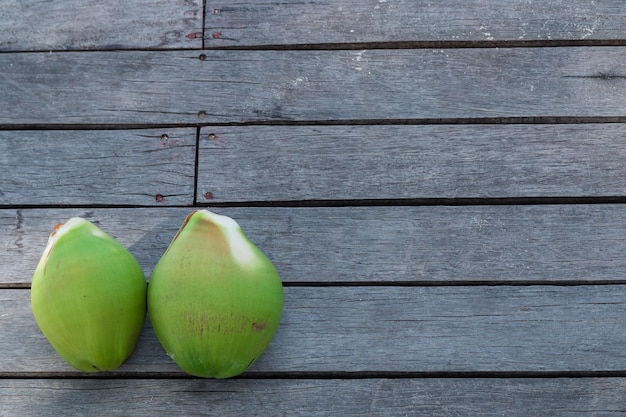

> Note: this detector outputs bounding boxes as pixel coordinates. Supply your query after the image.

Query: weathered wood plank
[206,0,626,46]
[0,0,203,51]
[3,206,626,285]
[3,378,626,416]
[198,124,626,201]
[0,129,196,206]
[3,286,626,373]
[2,47,626,125]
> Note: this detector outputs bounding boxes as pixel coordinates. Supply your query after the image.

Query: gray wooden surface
[2,0,623,52]
[1,0,625,415]
[2,47,626,125]
[0,0,202,51]
[2,206,626,285]
[198,124,626,201]
[4,378,626,416]
[0,129,196,206]
[3,286,626,373]
[205,0,626,46]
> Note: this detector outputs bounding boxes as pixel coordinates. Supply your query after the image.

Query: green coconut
[31,218,147,372]
[148,210,284,378]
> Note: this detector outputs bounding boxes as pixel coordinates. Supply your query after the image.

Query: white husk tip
[49,217,89,242]
[196,210,260,267]
[39,218,90,262]
[196,209,241,231]
[47,217,108,246]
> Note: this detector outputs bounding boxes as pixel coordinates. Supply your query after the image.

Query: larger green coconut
[148,210,284,378]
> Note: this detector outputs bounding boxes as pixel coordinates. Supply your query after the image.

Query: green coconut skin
[31,218,147,372]
[148,210,284,379]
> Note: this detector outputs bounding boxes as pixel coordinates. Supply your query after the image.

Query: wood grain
[198,124,626,201]
[2,205,626,285]
[2,47,626,125]
[0,0,203,51]
[205,0,626,47]
[3,285,626,373]
[0,129,196,206]
[3,378,626,416]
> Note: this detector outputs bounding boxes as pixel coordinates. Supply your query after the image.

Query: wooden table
[2,1,626,415]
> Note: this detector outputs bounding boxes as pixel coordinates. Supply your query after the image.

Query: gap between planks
[3,116,626,131]
[4,370,626,380]
[3,39,626,55]
[6,281,626,290]
[2,196,626,210]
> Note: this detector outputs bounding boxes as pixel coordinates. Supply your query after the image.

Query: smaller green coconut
[148,210,284,378]
[31,218,147,372]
